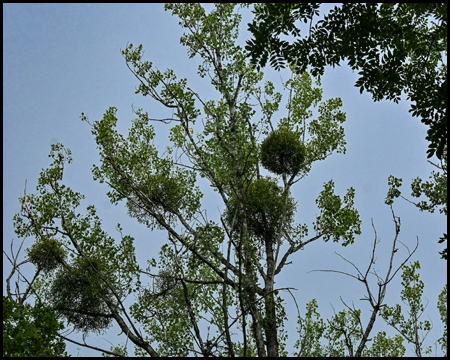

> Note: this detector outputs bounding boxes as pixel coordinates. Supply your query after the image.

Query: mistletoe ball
[260,128,306,176]
[225,177,295,243]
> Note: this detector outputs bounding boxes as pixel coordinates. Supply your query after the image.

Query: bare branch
[58,333,126,357]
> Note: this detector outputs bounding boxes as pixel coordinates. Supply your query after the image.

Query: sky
[3,3,447,357]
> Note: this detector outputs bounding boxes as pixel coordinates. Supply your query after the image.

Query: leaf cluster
[314,180,361,246]
[3,296,67,357]
[385,146,447,259]
[380,261,436,356]
[225,177,295,243]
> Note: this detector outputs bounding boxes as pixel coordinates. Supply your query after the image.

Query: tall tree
[246,3,447,160]
[10,3,446,356]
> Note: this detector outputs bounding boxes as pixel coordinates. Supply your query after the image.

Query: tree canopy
[246,3,447,160]
[6,3,447,357]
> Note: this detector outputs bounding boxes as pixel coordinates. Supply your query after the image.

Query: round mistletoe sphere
[260,128,306,176]
[26,237,67,273]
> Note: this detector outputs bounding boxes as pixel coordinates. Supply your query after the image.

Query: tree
[9,3,447,356]
[246,3,447,160]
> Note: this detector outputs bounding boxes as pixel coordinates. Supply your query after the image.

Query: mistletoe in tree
[12,4,365,356]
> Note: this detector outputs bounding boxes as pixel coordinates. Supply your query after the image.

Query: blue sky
[3,3,447,356]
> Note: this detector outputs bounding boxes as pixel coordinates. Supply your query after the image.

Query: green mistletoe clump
[226,177,295,244]
[260,128,306,176]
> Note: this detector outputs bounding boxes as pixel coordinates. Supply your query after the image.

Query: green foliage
[325,308,364,356]
[380,261,433,356]
[246,3,447,160]
[385,145,447,259]
[10,4,357,356]
[385,175,403,206]
[130,248,198,356]
[260,128,306,176]
[314,180,361,245]
[87,106,203,230]
[294,299,326,357]
[3,296,67,357]
[411,144,447,217]
[102,344,129,357]
[226,177,296,244]
[27,238,67,273]
[361,331,406,357]
[294,299,407,357]
[13,141,141,338]
[294,260,447,356]
[49,256,117,334]
[26,236,67,273]
[11,3,446,357]
[437,284,447,354]
[308,97,347,159]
